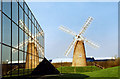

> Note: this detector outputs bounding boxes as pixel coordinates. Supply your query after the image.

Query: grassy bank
[46,66,120,79]
[3,66,119,78]
[57,66,101,73]
[82,66,119,77]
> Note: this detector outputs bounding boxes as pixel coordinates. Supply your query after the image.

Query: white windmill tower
[59,17,99,66]
[12,20,44,69]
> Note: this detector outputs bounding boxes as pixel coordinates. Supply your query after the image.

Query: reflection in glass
[35,27,36,37]
[1,1,44,77]
[25,33,28,52]
[12,22,18,48]
[25,14,28,28]
[12,48,18,61]
[0,0,1,10]
[2,14,11,46]
[32,15,34,23]
[19,0,23,8]
[12,2,18,24]
[39,36,42,47]
[29,10,31,19]
[32,23,34,35]
[19,51,23,61]
[24,3,28,15]
[38,51,41,58]
[29,19,31,33]
[2,45,10,64]
[0,11,1,42]
[19,6,23,22]
[2,2,11,18]
[36,30,39,41]
[19,28,23,51]
[0,44,1,63]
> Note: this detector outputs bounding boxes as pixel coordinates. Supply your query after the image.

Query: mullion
[10,0,12,77]
[1,1,42,33]
[2,43,43,58]
[18,4,40,32]
[1,0,2,77]
[34,21,35,68]
[31,9,32,76]
[23,1,25,76]
[27,4,29,74]
[18,1,19,76]
[1,11,18,27]
[1,43,44,58]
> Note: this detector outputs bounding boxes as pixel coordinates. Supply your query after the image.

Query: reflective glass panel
[24,3,28,15]
[36,23,39,31]
[19,51,23,61]
[29,10,31,19]
[19,6,23,22]
[0,11,2,42]
[32,23,34,35]
[32,15,34,23]
[2,14,11,46]
[41,36,44,47]
[29,19,31,33]
[39,35,42,47]
[34,27,36,39]
[19,28,23,51]
[2,45,10,64]
[19,0,23,8]
[2,2,11,18]
[0,0,1,10]
[25,14,28,28]
[12,48,18,61]
[0,43,1,78]
[36,30,39,41]
[12,2,18,24]
[25,33,28,52]
[12,22,18,48]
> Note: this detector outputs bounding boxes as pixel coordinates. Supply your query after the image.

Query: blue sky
[27,2,118,59]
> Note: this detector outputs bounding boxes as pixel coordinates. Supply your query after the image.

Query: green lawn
[57,66,101,73]
[3,66,120,79]
[48,66,119,79]
[82,66,119,77]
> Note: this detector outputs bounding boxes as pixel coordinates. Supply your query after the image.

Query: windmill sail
[59,16,99,58]
[80,35,99,48]
[65,38,77,56]
[78,17,93,36]
[59,26,76,36]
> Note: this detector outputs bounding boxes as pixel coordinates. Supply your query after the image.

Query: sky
[27,2,118,59]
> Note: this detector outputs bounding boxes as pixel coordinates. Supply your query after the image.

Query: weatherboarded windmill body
[12,20,44,69]
[59,17,99,66]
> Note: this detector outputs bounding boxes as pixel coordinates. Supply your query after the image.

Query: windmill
[12,20,44,69]
[59,17,99,66]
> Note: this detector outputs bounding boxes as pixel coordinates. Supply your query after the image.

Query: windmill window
[79,54,82,57]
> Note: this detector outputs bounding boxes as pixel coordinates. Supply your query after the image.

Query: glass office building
[0,0,44,77]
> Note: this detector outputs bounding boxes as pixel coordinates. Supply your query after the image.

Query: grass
[57,66,101,73]
[3,66,120,79]
[45,66,120,79]
[82,66,119,77]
